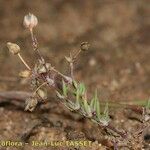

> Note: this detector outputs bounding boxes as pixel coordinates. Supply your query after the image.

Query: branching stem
[33,82,47,95]
[69,53,74,80]
[17,53,31,70]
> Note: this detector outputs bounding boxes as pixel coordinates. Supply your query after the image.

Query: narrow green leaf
[75,100,80,110]
[84,99,88,110]
[76,87,80,101]
[62,80,67,97]
[84,99,92,117]
[99,102,110,126]
[99,116,110,126]
[103,102,109,116]
[90,97,95,109]
[73,80,78,89]
[96,99,101,119]
[75,88,81,110]
[93,99,97,112]
[79,83,86,95]
[146,99,150,109]
[92,89,101,119]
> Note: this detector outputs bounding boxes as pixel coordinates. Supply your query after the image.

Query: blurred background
[0,0,149,100]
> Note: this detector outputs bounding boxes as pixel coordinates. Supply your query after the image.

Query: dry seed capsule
[37,89,47,100]
[19,70,31,78]
[80,42,90,51]
[7,42,20,55]
[23,13,38,29]
[25,97,38,112]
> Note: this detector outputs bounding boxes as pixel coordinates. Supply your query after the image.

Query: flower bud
[7,42,20,55]
[23,13,38,29]
[80,42,90,51]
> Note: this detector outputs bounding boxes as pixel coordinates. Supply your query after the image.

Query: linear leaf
[84,99,92,117]
[146,99,150,109]
[62,80,67,97]
[73,80,78,89]
[103,102,109,116]
[79,83,86,95]
[90,97,95,109]
[96,99,101,119]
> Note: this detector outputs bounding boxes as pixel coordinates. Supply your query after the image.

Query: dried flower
[65,56,72,63]
[35,61,51,74]
[7,42,20,55]
[23,13,38,30]
[25,97,38,112]
[80,42,90,51]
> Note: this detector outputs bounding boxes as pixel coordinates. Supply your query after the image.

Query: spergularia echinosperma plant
[7,13,127,138]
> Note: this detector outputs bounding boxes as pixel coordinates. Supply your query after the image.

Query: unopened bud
[7,42,20,55]
[19,70,31,78]
[80,42,90,51]
[23,13,38,30]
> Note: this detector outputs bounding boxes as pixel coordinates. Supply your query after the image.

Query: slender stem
[69,53,74,80]
[106,124,127,138]
[73,49,81,60]
[67,49,81,80]
[30,28,38,50]
[33,82,47,95]
[30,29,34,43]
[29,28,48,72]
[30,29,40,55]
[17,53,31,70]
[51,67,68,80]
[70,62,74,80]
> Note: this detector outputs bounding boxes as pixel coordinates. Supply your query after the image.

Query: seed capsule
[23,13,38,30]
[37,89,47,100]
[19,70,31,78]
[25,97,38,112]
[80,42,90,51]
[7,42,20,55]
